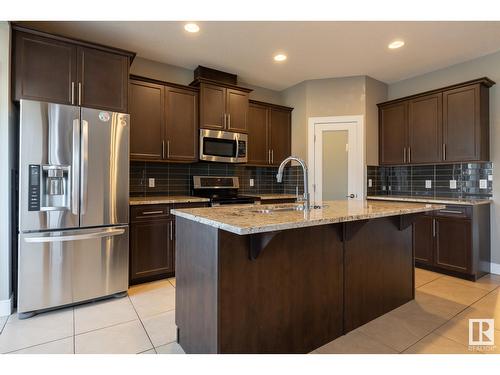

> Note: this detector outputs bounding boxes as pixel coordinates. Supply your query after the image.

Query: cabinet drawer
[130,205,170,222]
[434,205,471,219]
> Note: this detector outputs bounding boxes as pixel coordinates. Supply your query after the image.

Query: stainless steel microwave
[199,129,248,163]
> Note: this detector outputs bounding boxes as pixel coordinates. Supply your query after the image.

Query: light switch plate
[449,180,457,189]
[425,180,432,189]
[479,179,488,189]
[488,175,493,181]
[148,178,155,188]
[368,179,373,187]
[249,178,254,187]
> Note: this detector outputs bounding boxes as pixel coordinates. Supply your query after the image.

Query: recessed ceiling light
[184,23,200,33]
[388,40,405,49]
[273,53,287,62]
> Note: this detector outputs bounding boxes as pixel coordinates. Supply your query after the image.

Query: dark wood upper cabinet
[269,107,292,165]
[408,93,442,164]
[11,25,134,111]
[13,31,77,105]
[199,83,226,130]
[247,102,269,165]
[198,81,251,133]
[129,79,164,160]
[77,47,129,113]
[226,88,249,132]
[129,76,198,162]
[379,102,407,165]
[247,100,293,166]
[378,78,493,165]
[165,86,198,161]
[443,84,489,162]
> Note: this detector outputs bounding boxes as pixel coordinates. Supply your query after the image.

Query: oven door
[199,129,247,163]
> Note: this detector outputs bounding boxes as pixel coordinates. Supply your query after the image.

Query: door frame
[307,115,365,202]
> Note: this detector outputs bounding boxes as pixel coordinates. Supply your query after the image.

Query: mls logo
[469,319,495,347]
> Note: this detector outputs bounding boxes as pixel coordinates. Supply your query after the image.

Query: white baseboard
[491,263,500,276]
[0,295,12,317]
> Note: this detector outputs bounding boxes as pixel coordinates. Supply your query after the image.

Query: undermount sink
[251,204,328,214]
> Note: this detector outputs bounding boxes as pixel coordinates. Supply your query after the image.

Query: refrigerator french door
[18,100,129,317]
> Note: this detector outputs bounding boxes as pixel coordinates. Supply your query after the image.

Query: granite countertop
[367,195,491,206]
[129,195,210,206]
[247,193,298,200]
[171,200,445,235]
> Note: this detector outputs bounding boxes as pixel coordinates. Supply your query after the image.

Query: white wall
[0,21,14,316]
[388,51,500,267]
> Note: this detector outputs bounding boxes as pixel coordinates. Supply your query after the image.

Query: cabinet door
[443,85,480,162]
[77,47,129,112]
[226,88,249,132]
[269,108,291,165]
[129,80,165,160]
[379,102,407,165]
[247,103,269,165]
[165,86,198,161]
[130,218,173,282]
[408,93,442,163]
[413,215,434,265]
[13,31,77,105]
[200,83,226,130]
[435,217,471,274]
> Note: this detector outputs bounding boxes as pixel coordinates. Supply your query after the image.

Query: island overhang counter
[171,200,444,354]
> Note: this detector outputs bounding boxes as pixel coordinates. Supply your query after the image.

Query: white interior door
[308,116,364,202]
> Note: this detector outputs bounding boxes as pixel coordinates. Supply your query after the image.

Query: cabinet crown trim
[378,77,495,107]
[130,75,199,92]
[249,99,294,112]
[190,77,253,93]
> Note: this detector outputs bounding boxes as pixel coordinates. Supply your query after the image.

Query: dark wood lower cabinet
[413,204,490,280]
[129,202,208,285]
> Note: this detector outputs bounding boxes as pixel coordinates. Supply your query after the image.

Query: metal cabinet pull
[271,150,274,164]
[170,221,173,241]
[268,150,271,164]
[78,82,82,106]
[162,140,165,159]
[432,218,436,237]
[228,113,231,128]
[403,147,406,163]
[439,209,463,215]
[408,147,411,163]
[443,143,446,160]
[167,140,170,159]
[71,82,75,105]
[223,113,227,128]
[141,210,164,215]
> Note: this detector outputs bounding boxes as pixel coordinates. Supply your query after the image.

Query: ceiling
[20,21,500,91]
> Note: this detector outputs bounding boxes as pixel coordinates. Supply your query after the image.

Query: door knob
[346,194,355,198]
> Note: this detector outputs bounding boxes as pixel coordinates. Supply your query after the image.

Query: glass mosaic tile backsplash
[130,161,305,197]
[367,163,493,199]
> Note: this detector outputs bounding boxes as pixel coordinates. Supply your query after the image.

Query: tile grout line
[127,295,156,353]
[398,284,500,353]
[3,335,74,354]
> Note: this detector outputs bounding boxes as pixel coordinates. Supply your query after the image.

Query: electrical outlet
[388,186,392,191]
[449,180,457,189]
[249,178,254,187]
[368,179,373,188]
[148,178,155,188]
[488,175,493,181]
[425,180,432,189]
[480,179,488,189]
[382,186,386,191]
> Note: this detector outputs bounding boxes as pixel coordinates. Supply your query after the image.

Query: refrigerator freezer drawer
[18,226,129,314]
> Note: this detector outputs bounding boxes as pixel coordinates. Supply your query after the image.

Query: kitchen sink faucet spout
[276,156,310,210]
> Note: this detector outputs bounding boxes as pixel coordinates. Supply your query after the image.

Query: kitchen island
[171,200,444,354]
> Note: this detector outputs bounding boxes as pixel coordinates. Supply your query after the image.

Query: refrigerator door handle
[24,227,126,243]
[81,120,89,215]
[71,119,80,215]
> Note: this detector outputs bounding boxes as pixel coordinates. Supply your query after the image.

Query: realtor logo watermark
[468,319,496,352]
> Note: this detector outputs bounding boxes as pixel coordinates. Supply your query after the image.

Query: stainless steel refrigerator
[18,99,129,318]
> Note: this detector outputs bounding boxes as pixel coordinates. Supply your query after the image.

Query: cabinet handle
[271,150,274,164]
[443,143,446,160]
[268,150,271,164]
[228,113,231,129]
[71,82,75,105]
[170,221,173,241]
[223,113,227,128]
[439,209,463,215]
[408,147,411,163]
[167,140,170,159]
[162,140,166,159]
[432,218,436,237]
[78,82,82,106]
[141,210,164,215]
[403,147,406,163]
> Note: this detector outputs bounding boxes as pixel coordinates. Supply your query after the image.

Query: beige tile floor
[1,270,499,354]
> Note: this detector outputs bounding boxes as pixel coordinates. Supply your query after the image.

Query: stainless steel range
[17,99,129,318]
[193,176,257,206]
